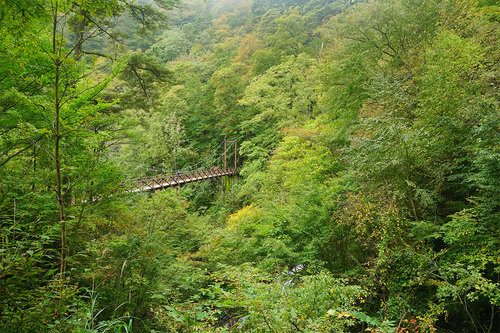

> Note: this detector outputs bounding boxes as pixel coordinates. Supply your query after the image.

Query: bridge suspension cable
[125,140,238,192]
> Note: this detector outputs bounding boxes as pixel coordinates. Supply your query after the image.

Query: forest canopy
[0,0,499,332]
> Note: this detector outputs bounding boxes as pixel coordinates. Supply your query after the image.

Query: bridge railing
[124,167,238,192]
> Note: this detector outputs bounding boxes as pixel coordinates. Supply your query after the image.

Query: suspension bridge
[125,140,237,192]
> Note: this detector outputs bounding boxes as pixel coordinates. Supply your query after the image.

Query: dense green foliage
[1,0,499,331]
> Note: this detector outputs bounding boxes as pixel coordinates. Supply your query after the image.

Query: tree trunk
[52,0,67,278]
[74,9,87,60]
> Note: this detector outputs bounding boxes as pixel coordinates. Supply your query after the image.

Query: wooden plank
[127,165,239,192]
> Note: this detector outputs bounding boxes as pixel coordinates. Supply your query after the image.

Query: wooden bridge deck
[126,167,237,192]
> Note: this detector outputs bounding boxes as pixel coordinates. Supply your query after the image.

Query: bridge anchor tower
[222,140,237,193]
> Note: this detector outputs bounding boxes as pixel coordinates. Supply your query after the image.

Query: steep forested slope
[0,0,499,331]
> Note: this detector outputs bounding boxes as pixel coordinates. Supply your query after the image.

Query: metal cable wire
[133,140,235,176]
[126,141,222,174]
[179,141,226,172]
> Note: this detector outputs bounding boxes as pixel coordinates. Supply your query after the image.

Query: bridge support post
[234,140,237,185]
[222,140,237,193]
[224,140,227,169]
[127,139,237,192]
